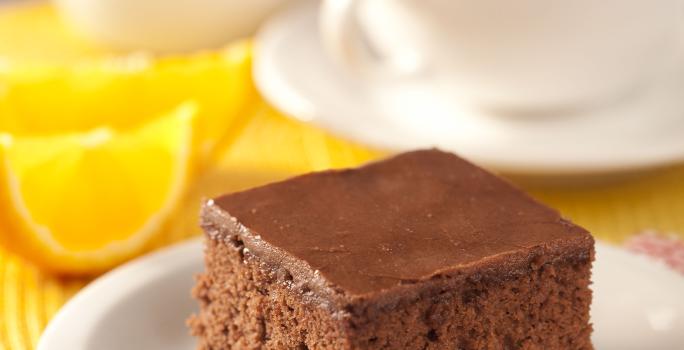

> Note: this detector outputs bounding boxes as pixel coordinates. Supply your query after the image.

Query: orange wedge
[0,103,196,274]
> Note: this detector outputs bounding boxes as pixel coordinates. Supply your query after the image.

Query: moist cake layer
[190,227,593,349]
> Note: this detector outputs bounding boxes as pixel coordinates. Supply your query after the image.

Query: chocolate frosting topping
[211,150,590,296]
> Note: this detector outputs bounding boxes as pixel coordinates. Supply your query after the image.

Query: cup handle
[319,0,423,77]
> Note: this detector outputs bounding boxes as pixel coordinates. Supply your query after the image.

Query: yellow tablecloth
[2,4,684,350]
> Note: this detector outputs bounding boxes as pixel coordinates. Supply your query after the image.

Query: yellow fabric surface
[1,4,684,350]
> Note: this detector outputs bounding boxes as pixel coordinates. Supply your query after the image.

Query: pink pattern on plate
[624,231,684,275]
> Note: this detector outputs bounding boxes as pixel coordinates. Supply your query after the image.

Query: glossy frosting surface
[213,150,590,295]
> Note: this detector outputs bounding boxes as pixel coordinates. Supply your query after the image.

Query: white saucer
[38,239,684,350]
[253,1,684,175]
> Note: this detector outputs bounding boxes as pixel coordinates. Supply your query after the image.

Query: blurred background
[1,0,683,349]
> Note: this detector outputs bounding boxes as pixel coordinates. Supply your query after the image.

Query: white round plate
[38,240,684,350]
[253,1,684,175]
[37,239,203,350]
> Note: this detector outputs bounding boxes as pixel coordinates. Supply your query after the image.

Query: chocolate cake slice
[189,150,594,349]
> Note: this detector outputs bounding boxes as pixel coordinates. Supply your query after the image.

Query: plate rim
[37,239,684,349]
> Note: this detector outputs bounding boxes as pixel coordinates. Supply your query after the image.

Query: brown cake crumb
[189,150,594,349]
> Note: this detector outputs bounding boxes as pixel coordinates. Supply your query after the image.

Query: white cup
[320,0,684,112]
[54,0,290,53]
